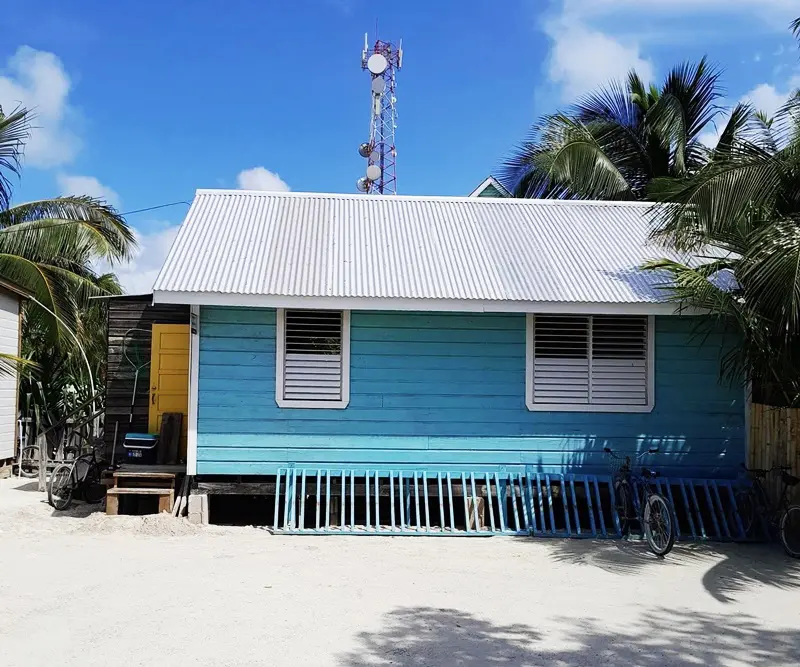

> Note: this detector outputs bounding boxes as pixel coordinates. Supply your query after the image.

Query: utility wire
[120,200,191,216]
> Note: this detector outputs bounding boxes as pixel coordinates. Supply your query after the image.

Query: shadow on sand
[338,605,800,666]
[544,537,800,603]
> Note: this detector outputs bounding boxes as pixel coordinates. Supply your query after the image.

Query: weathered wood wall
[104,296,189,460]
[750,403,800,502]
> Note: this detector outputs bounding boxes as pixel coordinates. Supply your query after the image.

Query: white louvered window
[526,314,654,413]
[276,309,350,409]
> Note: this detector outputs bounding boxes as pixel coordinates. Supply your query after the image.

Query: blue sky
[1,0,799,292]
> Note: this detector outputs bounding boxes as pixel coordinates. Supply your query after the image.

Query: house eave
[152,290,691,315]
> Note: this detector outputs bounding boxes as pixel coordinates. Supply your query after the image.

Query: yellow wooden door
[148,324,190,456]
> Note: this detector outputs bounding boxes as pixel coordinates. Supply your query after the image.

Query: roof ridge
[194,189,656,208]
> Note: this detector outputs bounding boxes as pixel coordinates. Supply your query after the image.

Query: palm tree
[0,105,135,342]
[645,89,800,401]
[501,58,749,200]
[642,18,800,402]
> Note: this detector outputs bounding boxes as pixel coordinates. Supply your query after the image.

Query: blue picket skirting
[267,468,750,541]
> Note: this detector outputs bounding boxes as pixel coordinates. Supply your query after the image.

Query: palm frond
[0,352,37,378]
[0,197,137,263]
[0,253,80,334]
[536,114,636,199]
[740,216,800,333]
[647,57,723,175]
[0,105,31,211]
[651,141,786,249]
[716,103,754,154]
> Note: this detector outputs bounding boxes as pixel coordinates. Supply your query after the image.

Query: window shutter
[530,315,650,410]
[591,316,648,406]
[532,315,590,405]
[282,310,344,403]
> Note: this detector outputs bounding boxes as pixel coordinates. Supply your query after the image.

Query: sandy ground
[1,476,799,667]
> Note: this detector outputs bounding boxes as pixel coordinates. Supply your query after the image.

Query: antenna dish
[366,164,382,181]
[371,78,386,95]
[369,150,380,162]
[358,142,372,158]
[356,177,370,192]
[367,53,388,74]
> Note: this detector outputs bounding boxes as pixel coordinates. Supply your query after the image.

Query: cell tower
[357,33,402,195]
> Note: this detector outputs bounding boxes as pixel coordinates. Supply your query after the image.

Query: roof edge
[152,290,685,315]
[192,188,656,207]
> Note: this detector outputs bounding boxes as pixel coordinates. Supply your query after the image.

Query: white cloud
[107,224,180,295]
[742,77,800,117]
[236,166,290,192]
[57,174,121,209]
[542,0,798,102]
[0,46,80,168]
[562,0,797,23]
[545,19,654,101]
[699,74,800,146]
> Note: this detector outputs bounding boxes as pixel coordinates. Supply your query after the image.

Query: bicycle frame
[744,467,797,529]
[605,447,662,525]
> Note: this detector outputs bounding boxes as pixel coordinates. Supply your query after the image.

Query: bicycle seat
[782,472,800,487]
[641,467,659,478]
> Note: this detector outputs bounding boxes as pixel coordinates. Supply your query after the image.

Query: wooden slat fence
[750,403,800,503]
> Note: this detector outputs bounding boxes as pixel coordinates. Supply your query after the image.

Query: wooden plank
[114,471,177,479]
[107,487,175,496]
[106,493,119,515]
[158,493,173,513]
[117,464,185,473]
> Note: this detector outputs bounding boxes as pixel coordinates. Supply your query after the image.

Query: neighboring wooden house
[0,279,25,463]
[151,190,747,482]
[469,175,512,199]
[103,295,190,461]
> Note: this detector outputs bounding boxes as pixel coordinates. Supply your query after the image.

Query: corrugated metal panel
[153,190,693,305]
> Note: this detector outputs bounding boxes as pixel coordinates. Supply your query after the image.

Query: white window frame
[525,313,655,413]
[275,308,351,409]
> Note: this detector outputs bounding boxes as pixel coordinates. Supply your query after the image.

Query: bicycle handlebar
[603,446,660,460]
[740,463,791,476]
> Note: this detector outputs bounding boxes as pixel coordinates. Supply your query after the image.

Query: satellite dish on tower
[371,78,386,95]
[367,53,388,75]
[358,142,372,158]
[366,164,382,181]
[369,150,380,162]
[356,177,370,192]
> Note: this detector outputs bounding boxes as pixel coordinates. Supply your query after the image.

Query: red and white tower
[357,34,402,195]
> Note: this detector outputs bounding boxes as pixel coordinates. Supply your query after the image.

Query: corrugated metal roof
[153,190,689,311]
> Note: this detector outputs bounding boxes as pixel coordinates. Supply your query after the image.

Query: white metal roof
[152,190,690,314]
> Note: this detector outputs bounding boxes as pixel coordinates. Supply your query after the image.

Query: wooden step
[106,487,175,516]
[113,471,176,479]
[107,487,174,496]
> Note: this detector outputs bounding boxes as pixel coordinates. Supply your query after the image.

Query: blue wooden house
[152,189,746,495]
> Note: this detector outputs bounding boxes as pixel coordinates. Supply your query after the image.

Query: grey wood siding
[104,296,189,459]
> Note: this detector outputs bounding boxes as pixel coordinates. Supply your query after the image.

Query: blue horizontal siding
[197,308,745,477]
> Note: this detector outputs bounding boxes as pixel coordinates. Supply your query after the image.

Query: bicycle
[731,465,800,558]
[48,437,106,511]
[604,446,676,557]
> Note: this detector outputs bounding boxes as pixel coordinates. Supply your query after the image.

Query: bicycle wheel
[48,463,74,511]
[614,480,631,535]
[780,505,800,558]
[82,461,106,504]
[644,493,675,557]
[18,446,39,478]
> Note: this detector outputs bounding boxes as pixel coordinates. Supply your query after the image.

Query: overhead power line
[120,200,191,216]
